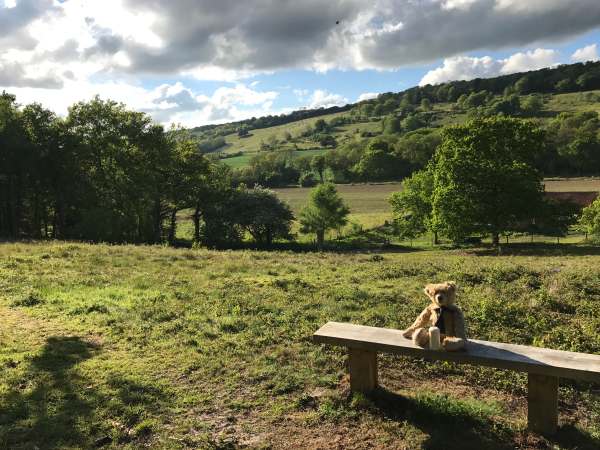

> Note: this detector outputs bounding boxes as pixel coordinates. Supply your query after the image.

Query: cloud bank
[2,0,600,124]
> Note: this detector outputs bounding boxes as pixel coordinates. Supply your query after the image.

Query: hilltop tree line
[217,61,600,188]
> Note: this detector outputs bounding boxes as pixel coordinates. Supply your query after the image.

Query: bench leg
[348,348,378,393]
[527,373,558,435]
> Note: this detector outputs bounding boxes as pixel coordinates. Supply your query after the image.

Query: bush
[299,172,318,187]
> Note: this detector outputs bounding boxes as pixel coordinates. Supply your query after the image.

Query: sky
[2,0,600,128]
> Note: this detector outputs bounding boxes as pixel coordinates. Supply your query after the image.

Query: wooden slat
[313,322,600,382]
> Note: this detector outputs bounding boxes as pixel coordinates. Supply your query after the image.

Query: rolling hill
[188,61,600,171]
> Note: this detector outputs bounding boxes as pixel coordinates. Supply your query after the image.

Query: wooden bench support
[314,322,600,436]
[527,373,558,435]
[348,348,378,393]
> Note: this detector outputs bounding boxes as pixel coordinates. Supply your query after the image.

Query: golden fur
[402,281,466,351]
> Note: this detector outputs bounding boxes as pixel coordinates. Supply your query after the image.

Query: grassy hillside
[219,114,381,168]
[1,241,599,449]
[205,89,600,170]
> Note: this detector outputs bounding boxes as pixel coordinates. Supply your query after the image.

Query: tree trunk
[266,226,272,246]
[193,203,201,244]
[433,231,439,245]
[152,198,162,243]
[316,229,325,250]
[168,209,177,245]
[492,232,500,247]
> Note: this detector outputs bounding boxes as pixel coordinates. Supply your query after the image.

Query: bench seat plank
[314,322,600,382]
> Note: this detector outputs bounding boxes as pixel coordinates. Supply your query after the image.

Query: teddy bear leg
[428,327,441,350]
[442,337,466,351]
[412,327,429,348]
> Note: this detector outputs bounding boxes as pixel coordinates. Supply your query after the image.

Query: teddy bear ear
[447,281,457,290]
[424,284,435,297]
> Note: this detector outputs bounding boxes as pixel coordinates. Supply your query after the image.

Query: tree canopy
[299,183,350,248]
[431,117,545,245]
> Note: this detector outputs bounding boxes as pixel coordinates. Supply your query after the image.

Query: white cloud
[572,43,600,63]
[441,0,479,11]
[5,79,280,127]
[419,48,560,86]
[500,48,559,74]
[357,92,379,102]
[307,90,348,108]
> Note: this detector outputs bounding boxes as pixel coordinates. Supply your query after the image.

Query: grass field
[1,241,599,449]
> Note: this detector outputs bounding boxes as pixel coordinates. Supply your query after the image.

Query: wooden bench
[313,322,600,435]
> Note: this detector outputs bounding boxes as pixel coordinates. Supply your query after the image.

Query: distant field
[275,178,600,215]
[543,177,600,192]
[275,183,402,214]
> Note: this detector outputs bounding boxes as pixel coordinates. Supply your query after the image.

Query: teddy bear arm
[402,307,431,338]
[452,307,467,340]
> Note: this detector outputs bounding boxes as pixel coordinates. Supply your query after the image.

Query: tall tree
[299,183,349,249]
[432,117,544,246]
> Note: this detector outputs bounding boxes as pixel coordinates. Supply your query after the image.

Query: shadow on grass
[174,237,420,254]
[366,387,600,450]
[467,242,600,257]
[0,336,169,449]
[0,336,99,449]
[367,387,513,450]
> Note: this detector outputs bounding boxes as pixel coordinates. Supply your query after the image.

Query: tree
[395,130,441,170]
[382,115,401,134]
[534,199,579,243]
[299,172,318,187]
[229,185,294,245]
[521,94,543,116]
[299,183,349,249]
[389,168,436,242]
[579,197,600,240]
[353,139,405,181]
[318,134,337,148]
[431,117,545,246]
[314,119,328,133]
[310,155,327,183]
[420,98,432,111]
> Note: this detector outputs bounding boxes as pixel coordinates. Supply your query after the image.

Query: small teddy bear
[402,281,466,351]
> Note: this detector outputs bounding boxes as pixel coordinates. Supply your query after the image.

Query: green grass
[1,241,600,448]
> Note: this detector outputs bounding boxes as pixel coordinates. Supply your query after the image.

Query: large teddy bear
[402,281,466,351]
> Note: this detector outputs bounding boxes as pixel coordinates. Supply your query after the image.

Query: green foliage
[382,115,401,134]
[228,185,294,245]
[546,111,600,175]
[395,129,441,170]
[299,183,350,247]
[298,172,318,187]
[432,117,545,244]
[389,168,434,240]
[353,139,406,181]
[579,197,600,239]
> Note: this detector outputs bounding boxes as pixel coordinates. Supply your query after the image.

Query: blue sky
[2,0,600,126]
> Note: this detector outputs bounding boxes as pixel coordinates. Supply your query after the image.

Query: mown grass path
[1,242,599,449]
